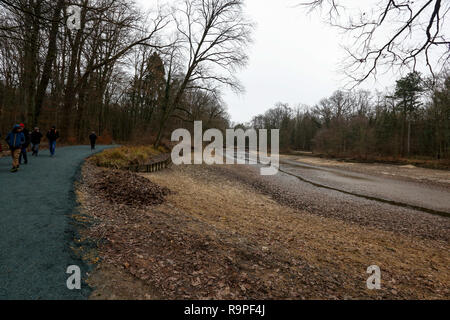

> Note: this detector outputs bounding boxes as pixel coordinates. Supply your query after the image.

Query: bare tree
[34,0,65,127]
[60,0,171,140]
[300,0,449,86]
[0,0,242,144]
[153,0,254,146]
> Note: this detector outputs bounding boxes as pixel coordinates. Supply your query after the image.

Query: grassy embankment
[90,145,166,169]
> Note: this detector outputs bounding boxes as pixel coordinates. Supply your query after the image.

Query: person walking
[5,124,25,173]
[89,131,98,150]
[30,127,43,156]
[18,123,30,165]
[46,126,60,157]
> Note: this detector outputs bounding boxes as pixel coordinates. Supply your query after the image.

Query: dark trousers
[49,141,56,156]
[19,147,28,164]
[90,141,96,150]
[31,143,40,156]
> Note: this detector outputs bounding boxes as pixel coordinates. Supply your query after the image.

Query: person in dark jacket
[5,124,25,173]
[89,131,98,150]
[30,127,43,156]
[18,123,30,165]
[46,126,60,157]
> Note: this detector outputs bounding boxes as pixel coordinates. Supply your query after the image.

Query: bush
[97,130,113,145]
[90,145,163,169]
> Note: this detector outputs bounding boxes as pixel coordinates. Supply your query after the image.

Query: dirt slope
[77,163,449,300]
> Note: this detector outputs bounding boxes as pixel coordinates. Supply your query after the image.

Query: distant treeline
[250,73,450,160]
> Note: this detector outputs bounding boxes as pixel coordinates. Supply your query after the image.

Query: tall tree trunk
[407,120,411,156]
[61,0,89,141]
[34,0,65,127]
[22,0,41,123]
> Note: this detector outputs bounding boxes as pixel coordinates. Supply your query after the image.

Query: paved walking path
[0,145,114,300]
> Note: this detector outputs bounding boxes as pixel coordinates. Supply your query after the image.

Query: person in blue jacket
[5,124,25,173]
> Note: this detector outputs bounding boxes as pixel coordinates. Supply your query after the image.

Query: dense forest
[0,0,448,160]
[250,72,450,160]
[0,0,248,145]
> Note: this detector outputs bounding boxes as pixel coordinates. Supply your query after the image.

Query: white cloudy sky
[135,0,437,123]
[220,0,346,123]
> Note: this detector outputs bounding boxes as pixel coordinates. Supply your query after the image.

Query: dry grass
[148,165,450,299]
[281,154,450,186]
[90,145,164,169]
[78,163,449,299]
[288,152,450,170]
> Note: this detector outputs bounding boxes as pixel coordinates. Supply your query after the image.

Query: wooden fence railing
[124,154,172,173]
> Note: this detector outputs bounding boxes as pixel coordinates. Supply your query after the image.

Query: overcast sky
[221,0,345,124]
[136,0,402,123]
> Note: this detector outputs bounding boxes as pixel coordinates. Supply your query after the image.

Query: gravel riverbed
[76,162,449,300]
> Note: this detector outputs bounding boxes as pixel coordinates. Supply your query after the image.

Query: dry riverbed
[282,155,450,187]
[76,162,449,300]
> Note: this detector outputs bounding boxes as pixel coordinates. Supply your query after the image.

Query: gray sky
[221,0,344,123]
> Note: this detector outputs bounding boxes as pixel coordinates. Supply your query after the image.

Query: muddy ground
[76,162,449,300]
[282,155,450,187]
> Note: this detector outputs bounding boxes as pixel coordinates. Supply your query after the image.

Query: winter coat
[22,128,31,148]
[46,129,60,142]
[89,134,98,142]
[5,127,25,150]
[31,131,43,144]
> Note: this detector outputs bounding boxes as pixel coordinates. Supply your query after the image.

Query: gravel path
[0,145,114,300]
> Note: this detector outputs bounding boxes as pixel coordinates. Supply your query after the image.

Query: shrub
[97,130,113,145]
[90,145,162,169]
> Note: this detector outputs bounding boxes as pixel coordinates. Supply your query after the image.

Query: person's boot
[10,167,18,173]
